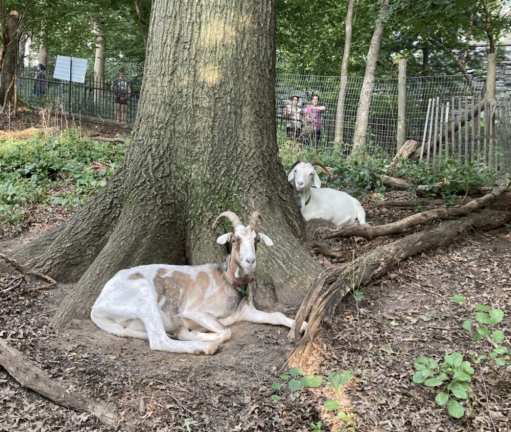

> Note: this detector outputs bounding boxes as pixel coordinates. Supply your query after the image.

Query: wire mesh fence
[11,70,495,158]
[275,73,486,155]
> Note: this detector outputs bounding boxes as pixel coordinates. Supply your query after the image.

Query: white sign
[53,55,88,83]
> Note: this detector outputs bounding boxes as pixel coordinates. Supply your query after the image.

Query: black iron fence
[16,72,141,124]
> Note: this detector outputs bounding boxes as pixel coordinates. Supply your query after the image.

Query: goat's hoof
[195,342,220,355]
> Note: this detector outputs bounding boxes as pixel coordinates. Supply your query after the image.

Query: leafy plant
[310,420,323,431]
[413,353,474,418]
[182,418,198,431]
[450,295,509,368]
[338,411,357,432]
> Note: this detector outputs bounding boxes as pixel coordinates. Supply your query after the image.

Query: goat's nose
[297,181,304,187]
[246,258,255,265]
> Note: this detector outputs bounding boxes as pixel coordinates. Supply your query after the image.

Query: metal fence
[13,70,493,156]
[16,69,141,124]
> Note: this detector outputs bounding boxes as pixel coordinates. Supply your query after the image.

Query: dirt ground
[1,113,510,431]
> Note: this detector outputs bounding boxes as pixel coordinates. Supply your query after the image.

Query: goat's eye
[309,173,314,176]
[294,169,297,172]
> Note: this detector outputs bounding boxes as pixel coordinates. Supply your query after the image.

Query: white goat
[288,161,366,226]
[91,211,304,355]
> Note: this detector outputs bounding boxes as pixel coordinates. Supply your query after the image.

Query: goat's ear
[287,170,295,182]
[259,233,274,246]
[216,233,232,244]
[313,172,321,188]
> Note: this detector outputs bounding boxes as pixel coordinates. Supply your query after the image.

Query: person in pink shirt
[303,94,326,147]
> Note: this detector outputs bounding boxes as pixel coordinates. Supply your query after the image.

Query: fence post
[486,52,497,166]
[486,53,496,100]
[396,58,407,152]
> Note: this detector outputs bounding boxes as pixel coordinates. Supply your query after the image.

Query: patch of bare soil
[1,192,510,431]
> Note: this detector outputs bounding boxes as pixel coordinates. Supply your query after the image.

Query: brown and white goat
[91,211,303,355]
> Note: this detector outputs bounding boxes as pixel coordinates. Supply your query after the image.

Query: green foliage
[413,353,474,418]
[338,411,357,432]
[415,296,510,419]
[0,131,127,226]
[182,418,198,432]
[310,420,323,431]
[271,368,355,429]
[279,141,495,201]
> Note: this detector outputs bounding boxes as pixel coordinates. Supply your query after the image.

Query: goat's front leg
[239,304,307,332]
[179,311,232,344]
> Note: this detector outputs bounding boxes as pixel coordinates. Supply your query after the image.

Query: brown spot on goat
[188,271,212,309]
[157,268,167,277]
[128,273,144,280]
[153,271,192,315]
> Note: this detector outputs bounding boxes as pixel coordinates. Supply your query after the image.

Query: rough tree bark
[0,10,19,110]
[334,0,356,143]
[352,0,390,150]
[3,0,322,327]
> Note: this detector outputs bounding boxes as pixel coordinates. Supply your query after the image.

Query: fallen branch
[0,254,56,292]
[289,209,511,358]
[0,339,120,430]
[91,136,126,143]
[318,178,510,240]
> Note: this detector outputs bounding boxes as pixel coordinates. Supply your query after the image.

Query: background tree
[334,0,356,143]
[4,0,323,327]
[352,0,390,150]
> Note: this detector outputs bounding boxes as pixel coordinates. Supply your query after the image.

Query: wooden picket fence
[420,95,511,171]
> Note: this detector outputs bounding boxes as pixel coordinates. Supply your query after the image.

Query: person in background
[303,94,326,147]
[111,68,131,122]
[34,63,48,99]
[284,95,302,140]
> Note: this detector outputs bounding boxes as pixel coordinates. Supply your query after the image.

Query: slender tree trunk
[352,0,390,151]
[422,46,429,73]
[4,0,322,327]
[133,0,148,48]
[38,44,47,67]
[93,22,106,102]
[0,10,19,110]
[334,0,356,143]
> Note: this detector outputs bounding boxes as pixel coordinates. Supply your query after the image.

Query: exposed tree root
[289,209,511,361]
[91,136,126,143]
[0,339,149,431]
[0,254,56,293]
[317,178,510,240]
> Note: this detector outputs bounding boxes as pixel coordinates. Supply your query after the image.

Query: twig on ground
[252,356,261,383]
[0,254,56,292]
[169,393,195,415]
[480,370,498,432]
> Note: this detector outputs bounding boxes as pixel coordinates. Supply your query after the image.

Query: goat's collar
[222,255,254,296]
[304,194,311,206]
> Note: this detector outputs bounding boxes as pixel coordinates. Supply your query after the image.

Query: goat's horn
[213,211,242,230]
[287,159,302,176]
[310,160,329,174]
[248,211,264,230]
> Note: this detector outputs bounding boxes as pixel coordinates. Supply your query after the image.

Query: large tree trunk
[334,0,356,143]
[0,10,19,110]
[352,0,389,151]
[4,0,322,327]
